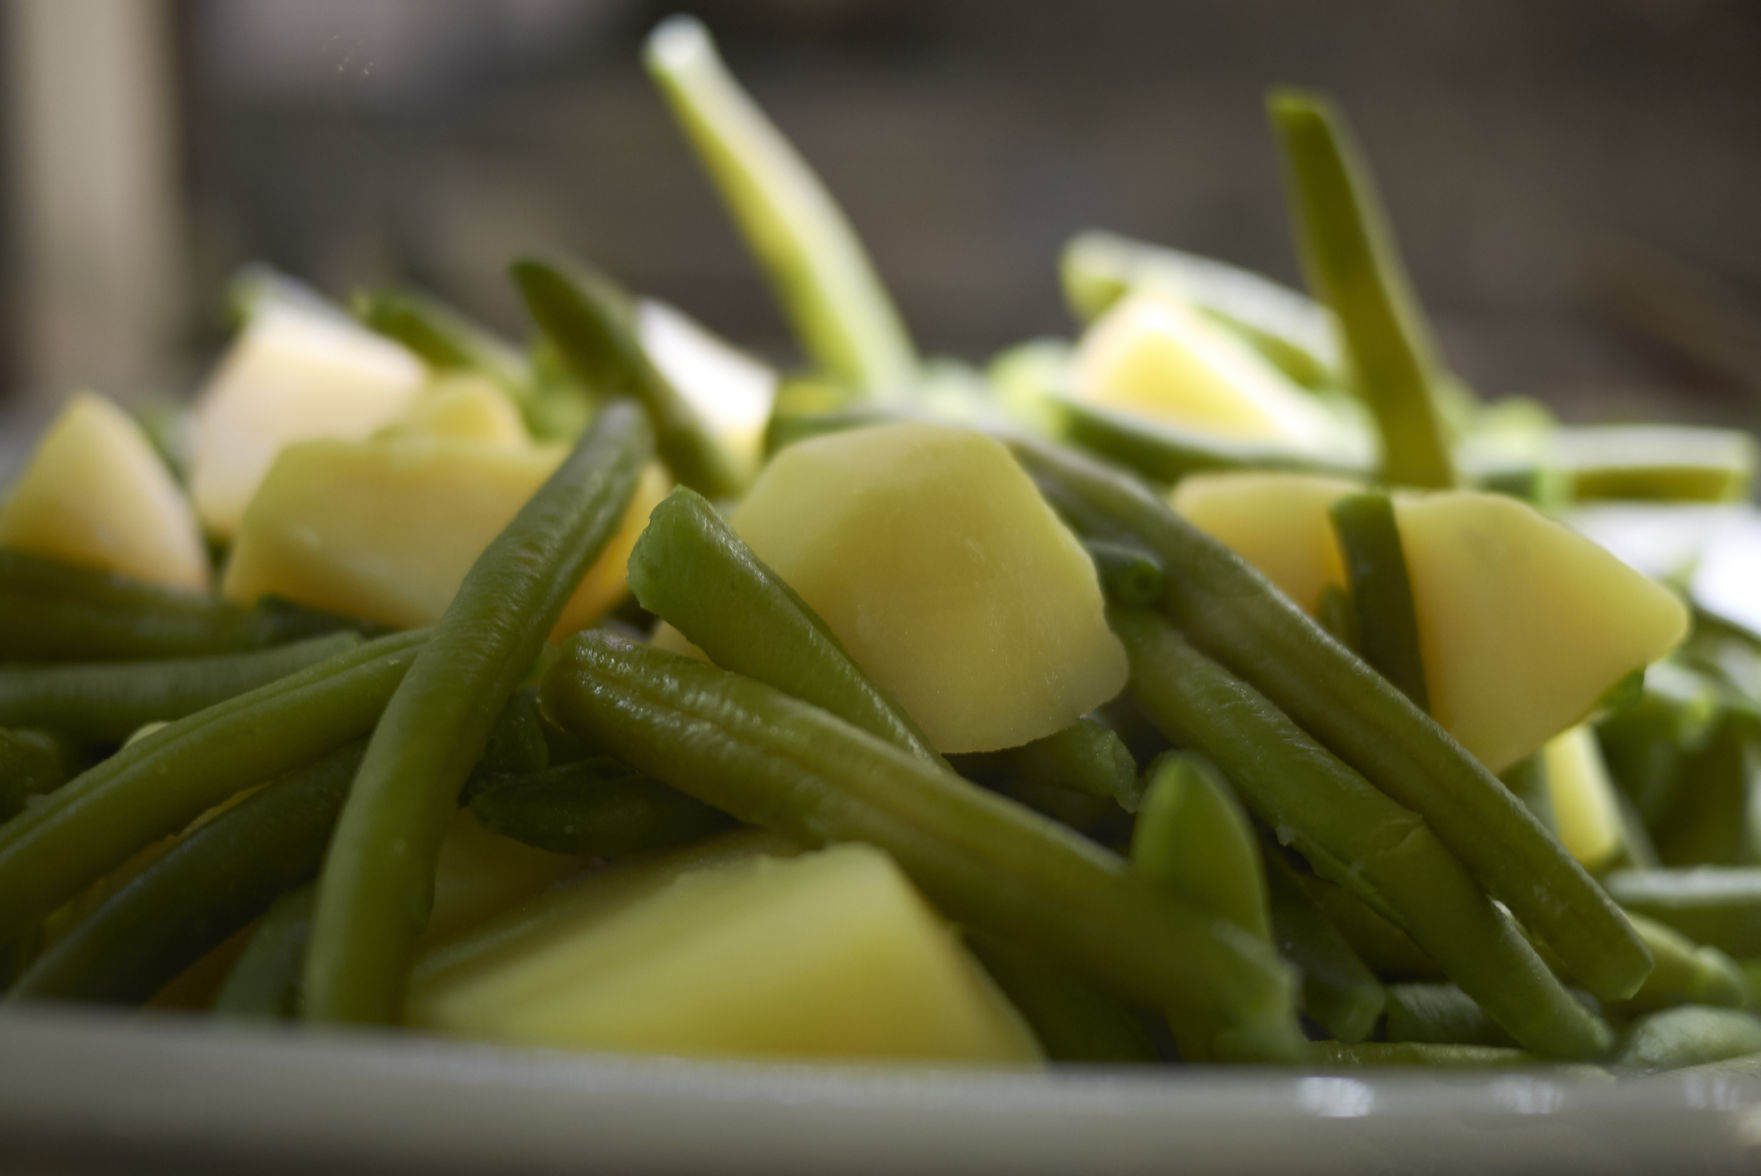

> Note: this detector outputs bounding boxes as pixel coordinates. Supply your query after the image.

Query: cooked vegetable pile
[6,16,1761,1077]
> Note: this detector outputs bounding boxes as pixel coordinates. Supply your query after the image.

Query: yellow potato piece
[1073,293,1339,448]
[190,302,425,538]
[410,840,1042,1064]
[223,435,668,635]
[1170,472,1689,774]
[423,810,583,949]
[1540,726,1624,872]
[730,422,1127,753]
[380,374,528,449]
[0,393,208,590]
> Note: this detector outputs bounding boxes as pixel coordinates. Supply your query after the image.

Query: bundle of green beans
[8,14,1761,1085]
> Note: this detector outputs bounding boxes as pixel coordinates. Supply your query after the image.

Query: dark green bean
[1651,716,1760,867]
[465,759,729,859]
[1114,609,1612,1059]
[0,628,426,944]
[1083,540,1167,609]
[1296,872,1440,979]
[542,631,1304,1061]
[0,632,361,743]
[477,689,550,779]
[1262,847,1385,1044]
[626,485,938,760]
[1306,1041,1574,1070]
[1268,91,1456,488]
[215,885,315,1021]
[1314,582,1359,654]
[1597,661,1722,824]
[0,728,84,822]
[1501,752,1558,835]
[1614,1006,1761,1072]
[1013,437,1649,1002]
[7,742,365,1005]
[967,932,1161,1064]
[513,260,741,498]
[963,716,1141,813]
[1606,868,1761,958]
[1381,983,1514,1048]
[1329,491,1428,711]
[304,401,652,1025]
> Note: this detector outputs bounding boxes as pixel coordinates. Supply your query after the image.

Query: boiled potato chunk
[190,300,425,538]
[1073,293,1340,450]
[423,810,583,948]
[380,374,528,449]
[223,436,668,634]
[730,423,1127,753]
[1170,472,1688,773]
[410,840,1042,1064]
[1540,726,1624,872]
[0,393,208,590]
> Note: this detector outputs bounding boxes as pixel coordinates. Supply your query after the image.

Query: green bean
[967,933,1161,1064]
[1306,1041,1565,1070]
[1615,912,1750,1013]
[477,689,550,779]
[1131,752,1270,941]
[0,728,84,822]
[512,260,740,498]
[1614,1006,1761,1072]
[0,629,426,945]
[0,632,361,743]
[1611,790,1663,872]
[1606,868,1761,958]
[643,16,917,395]
[1597,661,1722,824]
[1084,540,1166,609]
[350,289,529,390]
[465,760,729,859]
[1329,491,1428,711]
[965,716,1141,814]
[1381,983,1514,1048]
[1296,872,1439,979]
[1501,753,1558,835]
[1268,91,1456,489]
[541,631,1304,1061]
[1114,610,1613,1058]
[1262,847,1385,1044]
[626,485,938,760]
[1314,582,1359,654]
[1552,426,1756,503]
[215,885,315,1021]
[303,401,653,1025]
[1047,394,1370,486]
[1013,438,1649,1001]
[1058,230,1339,389]
[1651,716,1760,867]
[7,742,365,1005]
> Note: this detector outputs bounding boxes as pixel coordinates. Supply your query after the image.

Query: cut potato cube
[1541,726,1624,872]
[1073,293,1342,450]
[223,436,668,635]
[0,393,208,590]
[1171,471,1688,773]
[729,422,1127,753]
[380,374,528,449]
[190,301,426,538]
[410,839,1042,1064]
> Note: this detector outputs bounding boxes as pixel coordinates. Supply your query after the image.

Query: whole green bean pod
[1131,752,1270,941]
[304,401,653,1025]
[0,632,361,743]
[215,885,316,1021]
[465,759,729,859]
[513,260,741,498]
[542,631,1304,1061]
[643,16,917,395]
[1381,983,1514,1048]
[1262,847,1385,1044]
[0,629,426,944]
[1012,437,1649,1002]
[1114,609,1613,1059]
[1616,912,1750,1013]
[7,742,365,1005]
[1269,91,1456,489]
[0,728,84,822]
[1606,868,1761,958]
[966,932,1161,1064]
[1329,491,1428,711]
[626,485,938,760]
[1614,1006,1761,1072]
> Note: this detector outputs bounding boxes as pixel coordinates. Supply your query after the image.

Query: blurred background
[4,0,1761,447]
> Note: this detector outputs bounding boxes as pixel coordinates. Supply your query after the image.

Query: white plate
[3,1007,1761,1174]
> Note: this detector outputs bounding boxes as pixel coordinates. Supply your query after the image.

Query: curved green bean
[1013,437,1649,1002]
[541,631,1304,1061]
[215,884,315,1021]
[7,742,364,1005]
[0,728,84,822]
[1329,491,1428,710]
[0,632,361,743]
[304,400,653,1025]
[0,629,426,944]
[465,759,729,859]
[1114,609,1613,1059]
[643,15,917,394]
[512,260,741,497]
[1269,90,1456,488]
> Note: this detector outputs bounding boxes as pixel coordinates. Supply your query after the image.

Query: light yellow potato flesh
[380,374,529,449]
[1073,293,1339,448]
[1540,726,1625,872]
[222,436,668,635]
[1169,472,1689,774]
[422,810,583,949]
[190,302,425,538]
[410,840,1042,1064]
[730,422,1127,753]
[0,393,209,590]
